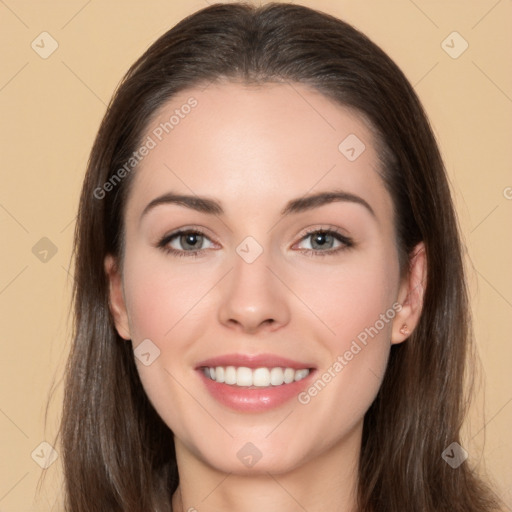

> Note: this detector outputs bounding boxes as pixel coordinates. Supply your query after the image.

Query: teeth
[215,366,225,383]
[237,367,253,386]
[202,366,311,387]
[284,368,295,383]
[225,366,237,385]
[294,369,310,381]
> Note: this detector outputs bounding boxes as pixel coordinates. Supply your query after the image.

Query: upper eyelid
[159,225,217,241]
[296,224,348,238]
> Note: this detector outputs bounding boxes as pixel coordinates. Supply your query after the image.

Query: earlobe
[391,242,427,344]
[104,254,131,340]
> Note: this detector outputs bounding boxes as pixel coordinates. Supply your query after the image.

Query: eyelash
[157,226,354,259]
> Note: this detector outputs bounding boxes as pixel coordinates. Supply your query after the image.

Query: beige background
[0,0,510,510]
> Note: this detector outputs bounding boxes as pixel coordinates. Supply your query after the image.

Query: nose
[217,247,291,334]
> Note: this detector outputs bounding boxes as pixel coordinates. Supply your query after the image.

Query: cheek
[291,251,398,416]
[292,248,399,347]
[122,250,214,342]
[120,251,216,432]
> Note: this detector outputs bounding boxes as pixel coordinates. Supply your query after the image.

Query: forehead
[125,81,392,223]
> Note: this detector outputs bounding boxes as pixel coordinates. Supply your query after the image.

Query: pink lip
[195,353,317,413]
[195,353,315,370]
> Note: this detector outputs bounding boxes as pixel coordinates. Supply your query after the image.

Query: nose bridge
[217,237,290,332]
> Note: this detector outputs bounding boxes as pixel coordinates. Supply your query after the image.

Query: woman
[57,2,503,511]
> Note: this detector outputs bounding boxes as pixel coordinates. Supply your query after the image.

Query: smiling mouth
[200,366,312,388]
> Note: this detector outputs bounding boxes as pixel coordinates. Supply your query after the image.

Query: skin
[106,81,426,512]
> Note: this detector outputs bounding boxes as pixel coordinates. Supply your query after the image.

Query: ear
[104,254,131,340]
[391,242,427,344]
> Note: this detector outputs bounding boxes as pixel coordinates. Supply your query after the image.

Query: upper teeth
[203,366,310,387]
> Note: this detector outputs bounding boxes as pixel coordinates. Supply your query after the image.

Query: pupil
[312,232,332,249]
[183,233,199,249]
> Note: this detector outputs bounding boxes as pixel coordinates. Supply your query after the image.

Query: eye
[157,226,353,258]
[295,228,353,257]
[157,228,215,257]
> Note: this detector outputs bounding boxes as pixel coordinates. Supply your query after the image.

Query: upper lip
[195,353,316,370]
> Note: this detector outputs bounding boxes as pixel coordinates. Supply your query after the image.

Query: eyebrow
[140,188,375,220]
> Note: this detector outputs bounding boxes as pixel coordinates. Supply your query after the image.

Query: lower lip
[197,369,316,412]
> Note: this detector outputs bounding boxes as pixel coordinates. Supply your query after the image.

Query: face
[106,81,424,476]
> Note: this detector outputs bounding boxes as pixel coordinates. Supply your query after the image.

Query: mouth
[195,353,317,411]
[200,365,311,388]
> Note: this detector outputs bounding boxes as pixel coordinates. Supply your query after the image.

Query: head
[60,3,499,511]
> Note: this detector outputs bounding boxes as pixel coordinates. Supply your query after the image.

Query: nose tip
[217,254,290,334]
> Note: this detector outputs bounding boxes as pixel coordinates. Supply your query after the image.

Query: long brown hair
[52,2,502,510]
